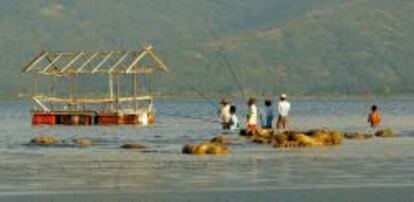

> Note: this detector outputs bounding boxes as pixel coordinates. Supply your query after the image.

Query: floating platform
[23,45,167,127]
[32,110,155,126]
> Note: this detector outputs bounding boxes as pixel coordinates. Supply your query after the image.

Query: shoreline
[3,94,414,102]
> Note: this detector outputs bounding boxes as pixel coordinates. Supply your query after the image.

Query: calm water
[0,99,414,201]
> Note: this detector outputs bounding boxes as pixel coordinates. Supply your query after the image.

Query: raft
[23,45,167,126]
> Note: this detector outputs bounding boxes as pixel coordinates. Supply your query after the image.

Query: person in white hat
[219,98,232,130]
[277,94,290,129]
[246,97,258,130]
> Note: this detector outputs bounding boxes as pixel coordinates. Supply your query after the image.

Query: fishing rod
[218,51,246,97]
[206,26,247,98]
[168,72,220,112]
[160,111,220,123]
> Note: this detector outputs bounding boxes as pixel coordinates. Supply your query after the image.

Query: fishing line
[167,72,220,112]
[205,17,246,98]
[217,51,246,97]
[160,112,219,123]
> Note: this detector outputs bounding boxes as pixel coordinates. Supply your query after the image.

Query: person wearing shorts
[277,94,290,130]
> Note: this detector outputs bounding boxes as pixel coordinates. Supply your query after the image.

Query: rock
[210,136,232,145]
[273,129,343,148]
[30,136,57,144]
[73,139,94,147]
[273,133,288,145]
[182,144,196,154]
[294,133,323,147]
[193,143,210,155]
[344,132,374,140]
[275,141,299,148]
[330,131,343,145]
[182,143,229,155]
[311,129,343,145]
[206,144,229,155]
[255,129,274,139]
[121,143,148,150]
[239,128,258,137]
[252,137,271,144]
[311,130,331,144]
[375,128,396,138]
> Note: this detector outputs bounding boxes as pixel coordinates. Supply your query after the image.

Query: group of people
[219,94,383,132]
[219,94,291,132]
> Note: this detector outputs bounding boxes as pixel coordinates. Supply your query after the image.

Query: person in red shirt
[368,105,382,128]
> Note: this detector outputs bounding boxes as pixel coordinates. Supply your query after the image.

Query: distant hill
[1,0,413,98]
[166,0,414,97]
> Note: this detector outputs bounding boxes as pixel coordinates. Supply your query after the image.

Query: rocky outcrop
[375,128,397,138]
[274,129,343,148]
[72,139,95,147]
[210,136,232,145]
[239,128,343,148]
[182,143,229,155]
[29,136,95,147]
[120,143,148,150]
[30,136,57,144]
[344,133,374,140]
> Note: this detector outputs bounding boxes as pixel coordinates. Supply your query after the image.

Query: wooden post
[49,76,56,110]
[74,75,79,110]
[108,74,114,110]
[32,74,37,97]
[68,77,73,110]
[32,74,37,110]
[133,73,138,110]
[115,74,120,110]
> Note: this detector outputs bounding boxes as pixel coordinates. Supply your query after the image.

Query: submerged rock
[344,133,374,140]
[121,143,148,150]
[255,129,274,139]
[206,144,229,155]
[375,128,396,138]
[182,143,229,155]
[30,136,57,145]
[252,137,271,144]
[274,133,288,146]
[311,129,343,145]
[294,133,323,147]
[210,136,232,145]
[72,139,95,147]
[239,128,257,137]
[273,129,343,148]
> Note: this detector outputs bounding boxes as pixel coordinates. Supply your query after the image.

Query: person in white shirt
[219,98,232,130]
[246,97,258,130]
[277,94,290,129]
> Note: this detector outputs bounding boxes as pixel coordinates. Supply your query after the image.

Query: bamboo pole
[74,75,79,110]
[115,75,120,110]
[32,74,37,110]
[108,74,114,110]
[49,76,56,110]
[133,73,138,110]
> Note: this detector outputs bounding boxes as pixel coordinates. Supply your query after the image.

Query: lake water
[0,98,414,201]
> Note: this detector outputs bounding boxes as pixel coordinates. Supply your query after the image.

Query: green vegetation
[1,0,413,97]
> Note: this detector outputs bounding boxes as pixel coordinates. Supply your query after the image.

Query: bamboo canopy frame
[23,45,168,76]
[23,45,168,112]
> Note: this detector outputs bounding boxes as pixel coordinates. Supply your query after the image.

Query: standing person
[229,105,240,131]
[277,94,290,130]
[261,99,274,129]
[368,105,382,128]
[219,98,231,130]
[246,97,258,130]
